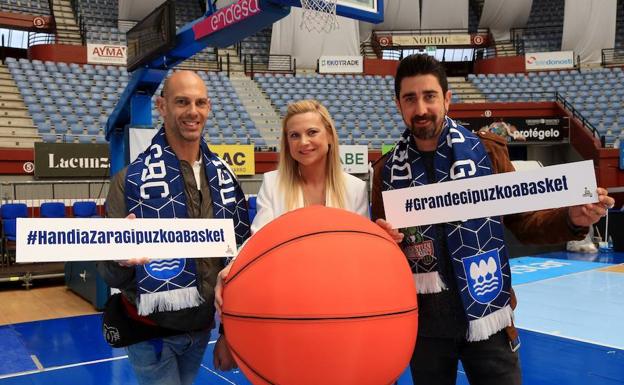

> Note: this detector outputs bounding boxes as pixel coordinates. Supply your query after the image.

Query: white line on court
[30,355,43,370]
[200,364,237,384]
[517,326,624,351]
[0,355,128,380]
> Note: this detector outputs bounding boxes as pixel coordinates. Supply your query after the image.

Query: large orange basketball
[222,206,418,385]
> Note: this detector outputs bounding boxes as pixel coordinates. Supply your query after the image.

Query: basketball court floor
[0,250,623,385]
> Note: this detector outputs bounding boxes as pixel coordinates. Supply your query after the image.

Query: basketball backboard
[271,0,384,23]
[336,0,383,23]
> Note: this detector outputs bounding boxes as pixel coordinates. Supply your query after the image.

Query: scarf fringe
[467,305,513,342]
[414,272,447,294]
[138,287,205,316]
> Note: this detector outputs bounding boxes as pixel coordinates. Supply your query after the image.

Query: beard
[408,114,442,140]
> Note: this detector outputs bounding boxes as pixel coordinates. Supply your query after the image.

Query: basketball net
[299,0,339,33]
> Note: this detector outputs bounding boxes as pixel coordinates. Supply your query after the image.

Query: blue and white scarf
[382,117,513,341]
[125,127,250,316]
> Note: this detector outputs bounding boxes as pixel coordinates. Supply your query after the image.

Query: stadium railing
[244,54,295,78]
[602,48,624,67]
[27,30,55,47]
[555,92,603,146]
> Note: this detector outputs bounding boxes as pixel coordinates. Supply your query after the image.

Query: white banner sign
[87,43,127,65]
[525,51,574,71]
[319,56,363,74]
[129,127,158,161]
[16,218,237,262]
[392,34,472,46]
[339,145,368,174]
[383,160,597,228]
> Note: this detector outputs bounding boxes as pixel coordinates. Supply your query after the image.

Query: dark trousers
[410,330,521,385]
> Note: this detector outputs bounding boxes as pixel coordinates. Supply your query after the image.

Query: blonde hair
[278,99,346,211]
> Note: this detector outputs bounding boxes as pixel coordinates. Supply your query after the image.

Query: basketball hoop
[299,0,339,33]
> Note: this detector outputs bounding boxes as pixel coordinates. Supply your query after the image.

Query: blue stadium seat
[28,104,43,114]
[253,137,266,147]
[40,202,66,218]
[37,122,52,134]
[41,133,57,143]
[87,125,100,135]
[370,138,384,148]
[70,124,83,135]
[54,124,68,135]
[78,135,94,144]
[248,196,257,223]
[43,104,57,115]
[1,202,28,261]
[72,201,100,218]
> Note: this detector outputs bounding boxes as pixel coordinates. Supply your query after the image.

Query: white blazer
[251,170,369,234]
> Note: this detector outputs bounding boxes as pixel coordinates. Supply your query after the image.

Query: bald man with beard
[99,70,250,385]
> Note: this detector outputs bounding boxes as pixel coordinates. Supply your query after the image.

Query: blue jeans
[126,329,210,385]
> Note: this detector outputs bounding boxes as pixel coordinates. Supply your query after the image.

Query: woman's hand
[214,263,233,316]
[375,218,404,243]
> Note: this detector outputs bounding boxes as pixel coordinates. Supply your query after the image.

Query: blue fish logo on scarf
[144,259,186,281]
[126,127,250,316]
[462,249,503,304]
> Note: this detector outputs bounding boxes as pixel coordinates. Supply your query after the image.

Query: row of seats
[75,0,118,45]
[239,28,271,59]
[6,58,265,146]
[76,0,208,45]
[617,2,624,49]
[40,133,107,144]
[522,29,563,53]
[6,58,126,140]
[255,73,461,147]
[5,57,622,149]
[526,0,564,28]
[255,73,408,147]
[175,0,203,29]
[518,0,624,52]
[1,201,100,220]
[467,67,624,146]
[86,30,125,44]
[184,47,218,63]
[0,0,49,16]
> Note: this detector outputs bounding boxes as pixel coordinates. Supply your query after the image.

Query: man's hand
[375,218,404,243]
[568,187,615,228]
[117,213,150,267]
[214,263,233,316]
[213,335,238,371]
[118,257,150,267]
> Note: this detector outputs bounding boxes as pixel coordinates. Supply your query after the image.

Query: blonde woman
[212,99,402,370]
[251,99,369,232]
